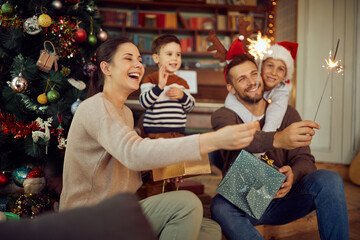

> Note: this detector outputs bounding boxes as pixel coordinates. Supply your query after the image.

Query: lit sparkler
[313,39,343,121]
[247,32,271,121]
[247,32,271,90]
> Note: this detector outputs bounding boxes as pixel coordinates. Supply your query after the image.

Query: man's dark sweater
[211,105,317,184]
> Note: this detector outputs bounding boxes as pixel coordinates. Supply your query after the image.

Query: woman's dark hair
[226,53,257,84]
[151,34,181,54]
[87,37,133,98]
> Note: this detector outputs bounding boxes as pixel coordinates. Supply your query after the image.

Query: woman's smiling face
[105,42,145,93]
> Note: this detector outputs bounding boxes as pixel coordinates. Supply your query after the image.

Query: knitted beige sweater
[59,93,201,211]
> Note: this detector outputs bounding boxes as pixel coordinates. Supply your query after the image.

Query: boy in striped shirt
[139,34,195,139]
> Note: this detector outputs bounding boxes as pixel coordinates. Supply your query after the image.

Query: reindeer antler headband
[206,17,252,83]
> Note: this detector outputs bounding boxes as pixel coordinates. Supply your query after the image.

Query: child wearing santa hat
[224,40,298,132]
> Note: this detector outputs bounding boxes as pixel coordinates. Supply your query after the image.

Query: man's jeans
[211,169,349,240]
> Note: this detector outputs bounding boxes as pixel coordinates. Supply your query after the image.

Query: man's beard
[234,86,264,104]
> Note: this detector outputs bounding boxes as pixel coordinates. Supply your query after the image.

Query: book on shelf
[138,12,166,28]
[217,15,227,31]
[227,11,254,31]
[178,12,191,29]
[180,37,195,52]
[165,13,177,29]
[100,9,127,26]
[129,34,154,51]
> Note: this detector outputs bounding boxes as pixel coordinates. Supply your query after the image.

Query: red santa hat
[263,41,298,82]
[224,37,246,82]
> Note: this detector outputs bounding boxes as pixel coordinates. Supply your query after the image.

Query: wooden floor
[189,163,360,240]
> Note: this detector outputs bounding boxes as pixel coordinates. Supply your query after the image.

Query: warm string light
[313,40,343,122]
[268,0,277,41]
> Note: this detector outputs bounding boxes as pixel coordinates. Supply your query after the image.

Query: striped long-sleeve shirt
[139,72,195,134]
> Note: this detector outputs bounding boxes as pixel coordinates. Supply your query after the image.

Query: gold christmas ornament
[37,93,48,105]
[38,7,52,28]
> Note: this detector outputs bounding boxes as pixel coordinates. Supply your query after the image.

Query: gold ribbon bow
[261,154,274,167]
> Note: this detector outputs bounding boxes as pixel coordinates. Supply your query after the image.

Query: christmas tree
[0,0,104,218]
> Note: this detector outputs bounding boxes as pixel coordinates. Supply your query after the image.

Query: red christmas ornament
[0,172,9,186]
[74,28,87,43]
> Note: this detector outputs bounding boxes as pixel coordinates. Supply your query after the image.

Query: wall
[275,0,297,105]
[297,0,359,164]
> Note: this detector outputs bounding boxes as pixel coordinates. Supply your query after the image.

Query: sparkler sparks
[247,32,271,60]
[247,32,271,121]
[313,39,343,122]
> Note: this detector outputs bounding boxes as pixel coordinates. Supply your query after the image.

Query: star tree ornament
[11,73,28,92]
[24,16,42,35]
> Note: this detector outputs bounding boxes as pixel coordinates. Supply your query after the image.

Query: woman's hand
[199,121,259,155]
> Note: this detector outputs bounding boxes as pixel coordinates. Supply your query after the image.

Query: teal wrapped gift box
[216,150,286,219]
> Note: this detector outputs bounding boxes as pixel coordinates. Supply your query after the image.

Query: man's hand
[274,165,294,198]
[158,65,169,90]
[166,87,184,100]
[273,120,320,150]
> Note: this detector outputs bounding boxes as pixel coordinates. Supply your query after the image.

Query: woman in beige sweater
[59,37,258,240]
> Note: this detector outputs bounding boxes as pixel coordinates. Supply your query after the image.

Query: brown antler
[238,16,252,51]
[206,29,227,63]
